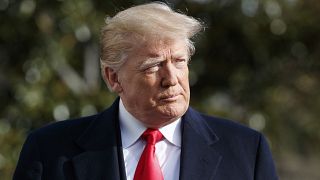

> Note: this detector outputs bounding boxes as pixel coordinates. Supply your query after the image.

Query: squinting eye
[175,58,187,64]
[175,58,187,67]
[145,64,160,73]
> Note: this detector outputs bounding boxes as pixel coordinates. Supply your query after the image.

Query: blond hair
[100,2,203,87]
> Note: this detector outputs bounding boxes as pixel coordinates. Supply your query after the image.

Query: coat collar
[72,98,126,180]
[75,98,120,151]
[179,107,222,180]
[71,99,222,180]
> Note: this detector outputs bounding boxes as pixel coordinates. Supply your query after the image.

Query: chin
[158,104,187,119]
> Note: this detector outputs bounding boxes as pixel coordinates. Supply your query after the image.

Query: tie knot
[142,129,163,145]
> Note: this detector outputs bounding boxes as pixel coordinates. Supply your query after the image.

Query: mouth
[159,94,180,102]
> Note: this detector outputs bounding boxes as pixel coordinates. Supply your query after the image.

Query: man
[14,2,278,180]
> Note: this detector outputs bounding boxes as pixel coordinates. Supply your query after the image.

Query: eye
[176,58,186,62]
[144,63,161,73]
[174,58,188,68]
[175,58,188,64]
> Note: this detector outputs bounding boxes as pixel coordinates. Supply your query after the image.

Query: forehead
[133,38,189,58]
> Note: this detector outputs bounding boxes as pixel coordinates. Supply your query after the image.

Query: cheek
[132,75,159,96]
[179,69,190,87]
[142,73,161,86]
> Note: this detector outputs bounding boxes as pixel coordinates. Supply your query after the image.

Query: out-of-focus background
[0,0,319,179]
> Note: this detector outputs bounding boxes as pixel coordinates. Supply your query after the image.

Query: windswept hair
[100,2,203,86]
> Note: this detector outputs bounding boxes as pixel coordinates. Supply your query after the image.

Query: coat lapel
[72,99,126,180]
[71,100,222,180]
[180,108,222,180]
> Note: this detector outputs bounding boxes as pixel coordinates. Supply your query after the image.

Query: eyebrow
[138,51,189,70]
[138,57,164,70]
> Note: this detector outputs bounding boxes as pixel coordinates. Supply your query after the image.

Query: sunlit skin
[105,38,190,128]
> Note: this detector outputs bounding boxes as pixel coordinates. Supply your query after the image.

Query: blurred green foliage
[0,0,319,179]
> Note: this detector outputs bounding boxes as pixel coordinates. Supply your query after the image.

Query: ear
[103,67,123,93]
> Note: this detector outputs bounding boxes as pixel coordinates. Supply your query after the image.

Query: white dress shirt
[119,99,181,180]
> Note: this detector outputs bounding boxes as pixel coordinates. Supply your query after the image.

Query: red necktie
[133,129,164,180]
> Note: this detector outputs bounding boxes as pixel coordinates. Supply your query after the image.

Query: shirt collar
[119,99,146,149]
[119,98,182,148]
[159,117,181,147]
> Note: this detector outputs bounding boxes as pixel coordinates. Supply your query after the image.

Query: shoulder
[204,113,259,137]
[26,113,100,148]
[185,110,278,179]
[189,107,259,133]
[29,99,120,139]
[33,114,97,136]
[187,107,263,143]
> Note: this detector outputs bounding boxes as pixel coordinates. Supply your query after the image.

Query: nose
[161,62,178,87]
